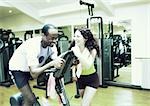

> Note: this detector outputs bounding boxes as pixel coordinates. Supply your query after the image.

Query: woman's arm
[72,46,97,69]
[78,49,97,69]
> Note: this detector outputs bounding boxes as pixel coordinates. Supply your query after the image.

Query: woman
[71,28,100,106]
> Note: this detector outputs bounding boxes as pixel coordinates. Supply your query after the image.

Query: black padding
[10,92,23,106]
[54,51,75,78]
[0,39,4,49]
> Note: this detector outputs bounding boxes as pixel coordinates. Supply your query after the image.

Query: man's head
[41,24,58,48]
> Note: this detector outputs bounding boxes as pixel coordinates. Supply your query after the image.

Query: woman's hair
[69,28,100,57]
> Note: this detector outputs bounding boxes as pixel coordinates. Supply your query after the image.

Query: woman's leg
[81,86,97,106]
[79,89,85,98]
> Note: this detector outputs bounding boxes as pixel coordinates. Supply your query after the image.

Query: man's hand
[52,57,65,68]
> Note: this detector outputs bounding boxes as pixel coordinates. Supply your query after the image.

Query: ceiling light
[9,10,12,13]
[46,0,51,2]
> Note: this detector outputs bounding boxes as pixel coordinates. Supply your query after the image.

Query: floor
[115,65,131,83]
[0,80,150,106]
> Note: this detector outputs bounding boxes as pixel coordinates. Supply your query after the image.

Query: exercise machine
[10,50,76,106]
[0,29,22,87]
[53,50,75,106]
[24,31,33,41]
[10,93,40,106]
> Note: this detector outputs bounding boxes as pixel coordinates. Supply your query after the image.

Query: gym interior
[0,0,150,106]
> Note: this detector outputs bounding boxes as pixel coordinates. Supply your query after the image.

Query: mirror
[112,19,132,84]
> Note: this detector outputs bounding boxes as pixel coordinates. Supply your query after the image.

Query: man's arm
[29,57,64,78]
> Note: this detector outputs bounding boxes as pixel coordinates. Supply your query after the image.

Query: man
[9,24,64,106]
[122,29,127,44]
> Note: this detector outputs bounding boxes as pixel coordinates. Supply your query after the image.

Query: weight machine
[79,0,94,16]
[79,0,110,87]
[0,29,22,87]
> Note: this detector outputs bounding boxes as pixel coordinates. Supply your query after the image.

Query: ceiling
[0,0,150,22]
[0,6,20,18]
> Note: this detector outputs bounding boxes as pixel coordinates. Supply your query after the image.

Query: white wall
[147,5,150,57]
[0,21,3,28]
[0,14,43,32]
[114,4,150,89]
[45,9,108,27]
[141,5,150,89]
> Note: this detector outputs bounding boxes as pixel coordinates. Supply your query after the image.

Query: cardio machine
[10,50,76,106]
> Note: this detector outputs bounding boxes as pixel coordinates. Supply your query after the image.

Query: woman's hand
[72,77,77,81]
[71,46,81,57]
